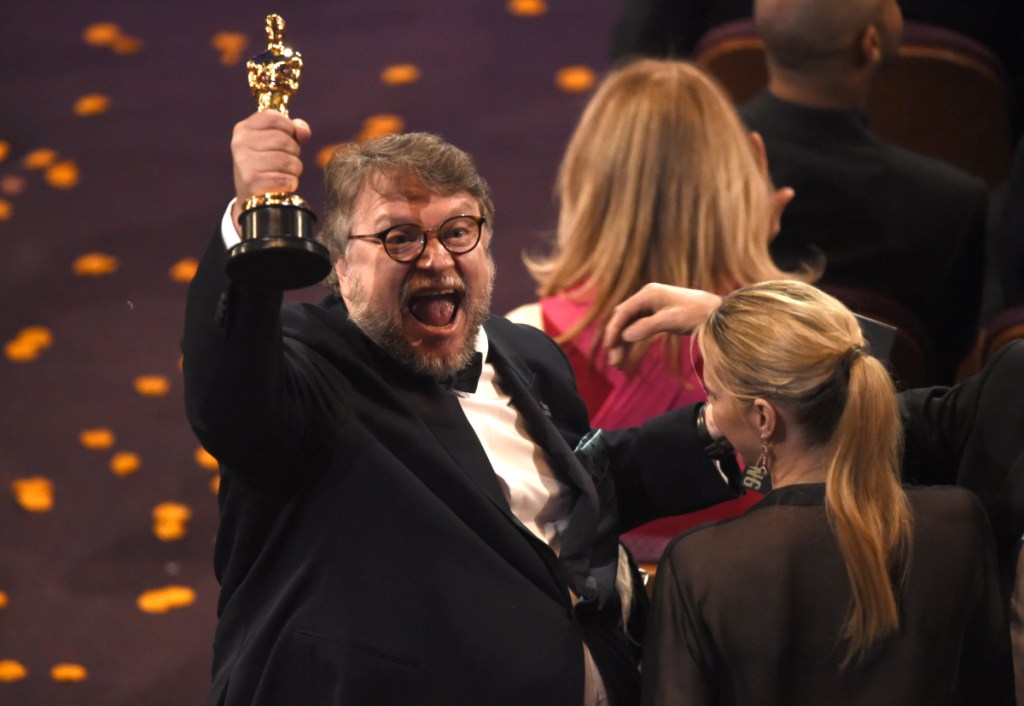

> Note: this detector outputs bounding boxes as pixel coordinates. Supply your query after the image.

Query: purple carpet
[0,2,620,703]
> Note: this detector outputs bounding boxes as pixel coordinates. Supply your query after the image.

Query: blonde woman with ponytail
[606,281,1013,705]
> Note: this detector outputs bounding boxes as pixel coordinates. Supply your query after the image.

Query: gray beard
[345,264,494,381]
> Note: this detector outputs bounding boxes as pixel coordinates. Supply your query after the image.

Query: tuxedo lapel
[487,339,618,608]
[399,381,512,514]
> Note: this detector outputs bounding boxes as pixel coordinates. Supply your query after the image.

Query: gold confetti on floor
[18,325,53,348]
[50,663,88,682]
[45,159,80,189]
[5,325,54,363]
[1,174,25,196]
[194,446,219,470]
[0,660,27,683]
[555,65,597,93]
[507,0,548,16]
[11,476,54,513]
[83,22,143,55]
[73,252,120,277]
[23,148,57,170]
[136,585,196,614]
[111,35,143,55]
[380,64,421,86]
[80,427,115,450]
[82,22,121,46]
[134,375,170,397]
[152,502,192,541]
[5,329,52,362]
[357,114,404,142]
[74,93,112,117]
[8,323,51,360]
[169,258,198,283]
[316,143,346,169]
[211,31,248,66]
[110,451,141,477]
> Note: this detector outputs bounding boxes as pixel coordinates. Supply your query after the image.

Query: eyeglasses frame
[348,214,487,263]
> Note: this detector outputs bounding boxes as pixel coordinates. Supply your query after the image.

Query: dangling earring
[745,434,770,479]
[744,436,772,489]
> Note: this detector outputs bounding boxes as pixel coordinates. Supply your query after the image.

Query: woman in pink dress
[507,59,815,561]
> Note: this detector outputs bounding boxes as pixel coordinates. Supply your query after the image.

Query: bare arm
[601,284,722,368]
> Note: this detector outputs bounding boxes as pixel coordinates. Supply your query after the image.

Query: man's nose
[415,235,454,270]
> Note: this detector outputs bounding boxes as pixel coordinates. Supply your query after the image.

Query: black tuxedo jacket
[741,91,988,384]
[901,340,1024,587]
[182,234,736,706]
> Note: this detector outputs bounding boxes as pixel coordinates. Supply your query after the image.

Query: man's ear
[750,131,794,240]
[334,258,348,296]
[859,24,883,66]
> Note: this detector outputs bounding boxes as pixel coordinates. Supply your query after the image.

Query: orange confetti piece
[74,93,112,117]
[211,31,248,66]
[136,585,196,614]
[555,65,597,93]
[110,451,141,477]
[23,148,57,170]
[0,199,11,221]
[11,476,54,513]
[316,143,346,170]
[73,252,120,276]
[0,590,8,609]
[0,660,27,683]
[507,0,548,16]
[0,140,9,162]
[134,375,170,397]
[17,325,53,348]
[153,502,191,522]
[169,257,198,283]
[1,174,26,196]
[380,64,421,86]
[5,327,52,362]
[357,114,404,142]
[50,663,88,682]
[112,35,143,55]
[82,22,142,54]
[5,339,41,362]
[194,446,219,470]
[45,159,80,189]
[80,427,115,450]
[83,22,121,46]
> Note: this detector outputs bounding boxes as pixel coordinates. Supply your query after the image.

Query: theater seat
[983,305,1024,364]
[695,19,1015,187]
[819,284,933,390]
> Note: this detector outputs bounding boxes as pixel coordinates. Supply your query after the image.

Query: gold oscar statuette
[225,13,330,290]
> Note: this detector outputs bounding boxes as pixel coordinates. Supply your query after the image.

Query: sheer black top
[642,483,1014,705]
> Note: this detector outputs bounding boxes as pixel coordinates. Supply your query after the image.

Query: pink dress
[540,292,761,562]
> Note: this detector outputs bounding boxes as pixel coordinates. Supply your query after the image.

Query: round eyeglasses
[348,214,486,263]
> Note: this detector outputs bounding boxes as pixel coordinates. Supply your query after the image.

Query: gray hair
[317,132,495,291]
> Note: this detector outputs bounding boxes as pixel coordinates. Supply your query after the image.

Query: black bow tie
[447,352,484,393]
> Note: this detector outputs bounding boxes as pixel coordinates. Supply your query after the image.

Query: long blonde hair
[696,280,912,665]
[525,59,810,372]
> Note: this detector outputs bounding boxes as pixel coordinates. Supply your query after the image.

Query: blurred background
[0,2,616,703]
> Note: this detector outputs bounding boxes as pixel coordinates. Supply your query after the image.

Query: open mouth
[408,291,462,327]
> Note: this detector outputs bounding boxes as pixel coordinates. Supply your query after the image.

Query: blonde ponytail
[825,352,912,665]
[696,281,914,666]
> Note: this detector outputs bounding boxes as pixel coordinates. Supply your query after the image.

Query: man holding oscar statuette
[183,13,742,706]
